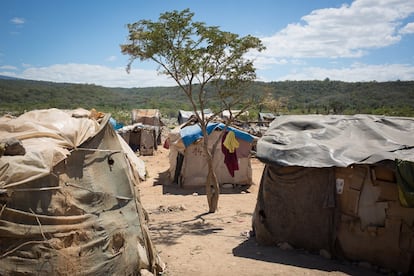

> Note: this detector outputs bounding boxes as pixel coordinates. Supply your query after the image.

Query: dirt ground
[138,147,381,276]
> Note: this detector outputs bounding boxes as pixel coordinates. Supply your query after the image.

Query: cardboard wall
[335,164,413,273]
[253,163,414,273]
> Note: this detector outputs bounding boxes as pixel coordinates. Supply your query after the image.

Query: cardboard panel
[336,167,361,217]
[399,222,414,251]
[345,189,361,216]
[378,181,399,201]
[336,218,412,273]
[357,168,386,228]
[386,201,414,226]
[371,166,396,184]
[140,128,155,156]
[350,166,366,191]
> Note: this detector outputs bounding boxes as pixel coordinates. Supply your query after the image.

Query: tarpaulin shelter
[120,109,164,156]
[131,109,162,127]
[168,122,255,188]
[177,109,213,125]
[221,110,249,120]
[118,124,159,156]
[258,112,276,126]
[0,108,163,275]
[253,114,414,273]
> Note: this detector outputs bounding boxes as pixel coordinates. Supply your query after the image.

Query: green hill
[1,78,413,124]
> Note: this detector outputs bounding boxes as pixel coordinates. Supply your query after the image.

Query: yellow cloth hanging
[223,131,239,153]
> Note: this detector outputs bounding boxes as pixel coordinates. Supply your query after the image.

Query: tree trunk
[203,135,220,213]
[206,158,220,213]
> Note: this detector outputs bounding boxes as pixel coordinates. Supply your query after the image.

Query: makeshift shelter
[119,109,164,155]
[0,108,163,275]
[177,109,213,125]
[258,112,276,126]
[221,110,249,120]
[118,124,159,156]
[168,122,255,188]
[253,114,414,273]
[131,108,162,127]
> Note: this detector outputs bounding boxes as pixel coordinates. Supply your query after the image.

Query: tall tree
[121,9,264,212]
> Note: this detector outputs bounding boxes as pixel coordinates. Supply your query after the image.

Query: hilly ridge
[1,78,413,123]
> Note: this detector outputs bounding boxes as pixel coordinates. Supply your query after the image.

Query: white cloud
[0,71,17,77]
[106,56,117,62]
[400,22,414,34]
[251,56,288,70]
[0,65,17,70]
[257,0,414,61]
[15,63,176,88]
[276,63,414,82]
[3,62,414,87]
[10,17,25,25]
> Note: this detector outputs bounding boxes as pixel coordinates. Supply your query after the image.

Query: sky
[1,0,414,88]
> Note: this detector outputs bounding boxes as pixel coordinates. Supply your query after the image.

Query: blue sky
[1,0,414,88]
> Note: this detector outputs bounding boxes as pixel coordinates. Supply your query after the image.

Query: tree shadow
[148,212,223,246]
[232,237,382,276]
[152,170,170,186]
[153,170,252,195]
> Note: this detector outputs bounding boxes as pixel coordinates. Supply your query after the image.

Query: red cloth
[163,138,170,149]
[221,131,239,177]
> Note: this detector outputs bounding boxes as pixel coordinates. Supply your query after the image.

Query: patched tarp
[131,109,162,126]
[396,159,414,207]
[177,109,213,125]
[180,122,254,148]
[118,123,159,156]
[253,162,414,273]
[258,112,275,121]
[168,122,254,188]
[257,114,414,167]
[127,109,163,154]
[253,114,414,273]
[0,108,163,275]
[253,165,336,251]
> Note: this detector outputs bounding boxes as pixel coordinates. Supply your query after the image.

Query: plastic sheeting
[168,124,253,188]
[253,165,336,251]
[180,122,254,148]
[0,109,100,188]
[0,109,163,275]
[257,114,414,167]
[253,115,414,273]
[396,159,414,207]
[131,109,161,126]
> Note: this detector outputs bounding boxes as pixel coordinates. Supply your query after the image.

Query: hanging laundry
[222,131,239,177]
[223,130,239,153]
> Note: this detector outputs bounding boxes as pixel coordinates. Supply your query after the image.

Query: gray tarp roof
[257,114,414,167]
[177,109,213,124]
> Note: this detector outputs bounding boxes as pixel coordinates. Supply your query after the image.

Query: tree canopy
[121,9,265,212]
[121,8,265,121]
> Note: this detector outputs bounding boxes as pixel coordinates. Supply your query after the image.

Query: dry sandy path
[138,147,380,276]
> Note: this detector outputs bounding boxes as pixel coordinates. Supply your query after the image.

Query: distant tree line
[1,78,413,124]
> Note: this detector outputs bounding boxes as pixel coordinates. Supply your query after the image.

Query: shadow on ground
[148,212,224,246]
[232,238,382,276]
[153,170,251,195]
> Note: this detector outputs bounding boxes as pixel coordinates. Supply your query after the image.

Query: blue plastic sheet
[180,122,253,147]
